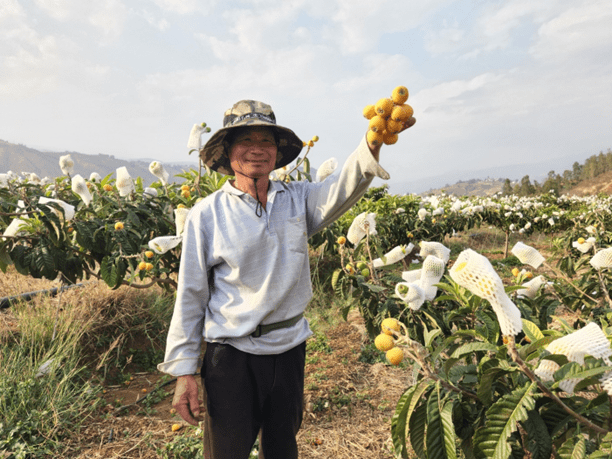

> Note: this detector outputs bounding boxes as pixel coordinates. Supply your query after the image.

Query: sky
[1,0,611,193]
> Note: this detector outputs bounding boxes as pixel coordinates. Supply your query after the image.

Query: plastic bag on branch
[315,158,338,182]
[450,249,522,336]
[395,282,425,311]
[373,244,413,268]
[401,269,421,283]
[534,322,612,394]
[174,208,190,236]
[347,212,376,245]
[59,154,74,176]
[517,275,546,299]
[2,218,28,240]
[419,241,450,265]
[89,172,102,182]
[149,235,183,255]
[144,187,158,199]
[590,248,612,270]
[419,255,445,301]
[71,174,93,206]
[511,242,545,269]
[149,161,170,185]
[39,197,75,222]
[572,237,596,254]
[116,167,135,197]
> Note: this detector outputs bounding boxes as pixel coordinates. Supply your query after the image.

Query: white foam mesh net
[149,161,169,185]
[572,237,596,254]
[174,208,190,236]
[39,197,75,222]
[116,167,135,197]
[315,158,338,182]
[534,323,612,394]
[511,242,545,269]
[450,249,522,336]
[401,269,421,283]
[419,241,451,264]
[395,282,425,311]
[149,235,183,254]
[373,244,413,268]
[419,255,446,300]
[71,174,92,206]
[347,212,376,245]
[590,248,612,269]
[517,275,546,299]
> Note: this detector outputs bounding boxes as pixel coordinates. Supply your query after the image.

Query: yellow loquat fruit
[374,98,394,118]
[374,334,395,352]
[386,347,404,365]
[391,86,409,105]
[363,104,377,120]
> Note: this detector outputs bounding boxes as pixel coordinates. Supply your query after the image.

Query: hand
[173,375,204,426]
[367,116,417,158]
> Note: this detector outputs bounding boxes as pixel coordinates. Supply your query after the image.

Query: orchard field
[3,151,612,458]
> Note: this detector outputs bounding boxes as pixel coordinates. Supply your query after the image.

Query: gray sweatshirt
[157,136,389,376]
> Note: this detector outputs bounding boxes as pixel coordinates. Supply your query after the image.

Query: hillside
[0,140,197,186]
[565,169,612,196]
[421,178,508,197]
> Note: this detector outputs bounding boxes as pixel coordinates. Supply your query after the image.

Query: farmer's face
[228,127,278,179]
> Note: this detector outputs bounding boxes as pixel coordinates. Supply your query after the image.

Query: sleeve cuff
[157,358,200,377]
[356,135,390,180]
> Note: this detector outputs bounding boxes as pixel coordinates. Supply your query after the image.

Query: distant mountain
[0,140,197,185]
[389,152,595,195]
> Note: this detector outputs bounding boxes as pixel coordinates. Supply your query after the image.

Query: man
[157,100,415,458]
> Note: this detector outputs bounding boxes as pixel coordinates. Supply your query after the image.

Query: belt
[251,313,304,338]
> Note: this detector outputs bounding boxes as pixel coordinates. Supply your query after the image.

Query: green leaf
[521,319,544,342]
[331,268,342,291]
[553,362,612,388]
[441,398,458,459]
[522,410,552,459]
[558,436,586,459]
[0,245,12,273]
[409,401,428,459]
[473,382,537,459]
[450,342,498,359]
[391,380,434,458]
[426,385,457,459]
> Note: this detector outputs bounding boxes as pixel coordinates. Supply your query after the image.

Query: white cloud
[151,0,216,15]
[423,19,464,55]
[530,1,612,62]
[330,0,451,55]
[34,0,127,42]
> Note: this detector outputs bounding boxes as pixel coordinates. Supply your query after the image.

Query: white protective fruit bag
[450,249,522,336]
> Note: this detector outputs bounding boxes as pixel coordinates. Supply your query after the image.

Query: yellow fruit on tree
[308,140,314,147]
[374,98,394,118]
[368,115,386,133]
[114,222,124,231]
[138,261,147,271]
[337,236,346,245]
[103,184,113,192]
[145,263,154,271]
[454,261,467,271]
[526,271,533,279]
[374,334,395,352]
[386,347,404,365]
[577,237,585,244]
[181,184,190,191]
[381,318,401,335]
[181,190,190,199]
[402,104,414,119]
[145,250,154,259]
[363,104,376,119]
[366,130,384,147]
[311,135,319,142]
[512,267,520,277]
[391,86,409,105]
[386,119,403,134]
[383,132,399,145]
[345,264,355,275]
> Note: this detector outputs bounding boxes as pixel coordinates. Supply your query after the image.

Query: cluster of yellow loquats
[363,86,414,147]
[374,318,405,365]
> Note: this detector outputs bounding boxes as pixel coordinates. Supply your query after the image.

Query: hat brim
[199,119,303,176]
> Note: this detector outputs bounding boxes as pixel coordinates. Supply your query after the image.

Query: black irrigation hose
[0,282,90,309]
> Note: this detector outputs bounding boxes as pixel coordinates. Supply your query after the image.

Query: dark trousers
[201,341,306,459]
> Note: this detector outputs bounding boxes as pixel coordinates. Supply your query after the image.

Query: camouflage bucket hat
[198,100,304,176]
